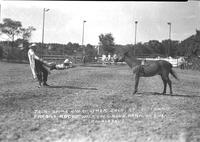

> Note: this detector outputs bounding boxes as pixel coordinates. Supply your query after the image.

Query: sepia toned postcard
[0,1,200,142]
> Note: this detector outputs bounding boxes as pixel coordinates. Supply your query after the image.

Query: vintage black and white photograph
[0,1,200,142]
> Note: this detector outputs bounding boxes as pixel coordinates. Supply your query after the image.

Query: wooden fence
[41,55,82,64]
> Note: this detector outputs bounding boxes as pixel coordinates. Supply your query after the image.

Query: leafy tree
[0,18,36,59]
[135,42,144,56]
[114,44,126,55]
[147,40,162,54]
[177,30,200,57]
[85,44,97,58]
[20,26,36,41]
[0,18,22,42]
[186,30,200,57]
[15,26,36,53]
[170,40,179,57]
[161,40,170,57]
[64,42,81,55]
[142,42,154,55]
[99,33,115,55]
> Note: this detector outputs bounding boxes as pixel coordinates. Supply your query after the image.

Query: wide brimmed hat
[29,43,37,48]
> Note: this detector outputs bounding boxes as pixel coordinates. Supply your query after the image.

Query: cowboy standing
[28,43,50,87]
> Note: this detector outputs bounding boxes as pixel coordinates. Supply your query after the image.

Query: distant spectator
[108,53,111,61]
[82,56,86,64]
[180,57,186,69]
[94,56,98,62]
[108,53,111,64]
[141,59,146,65]
[113,54,118,63]
[102,54,106,64]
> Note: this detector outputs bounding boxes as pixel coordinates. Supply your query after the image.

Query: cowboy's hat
[29,43,37,48]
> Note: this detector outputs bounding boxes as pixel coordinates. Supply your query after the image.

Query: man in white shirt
[108,53,111,64]
[113,54,118,64]
[102,54,106,64]
[28,43,50,87]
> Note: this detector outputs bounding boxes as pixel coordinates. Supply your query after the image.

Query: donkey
[119,50,179,95]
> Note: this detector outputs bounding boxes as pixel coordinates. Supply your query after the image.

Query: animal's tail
[170,69,179,80]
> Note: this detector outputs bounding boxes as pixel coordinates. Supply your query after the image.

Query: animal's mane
[123,48,140,67]
[132,65,141,74]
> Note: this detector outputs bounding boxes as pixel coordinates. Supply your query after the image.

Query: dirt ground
[0,61,200,142]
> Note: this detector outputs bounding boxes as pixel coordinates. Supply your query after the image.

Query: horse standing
[119,50,179,95]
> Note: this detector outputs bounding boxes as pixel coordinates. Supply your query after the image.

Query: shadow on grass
[76,63,109,67]
[136,92,200,98]
[48,85,98,90]
[79,64,107,68]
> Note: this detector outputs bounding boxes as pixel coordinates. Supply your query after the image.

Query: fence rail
[41,55,82,64]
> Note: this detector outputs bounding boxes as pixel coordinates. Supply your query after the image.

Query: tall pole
[167,22,171,57]
[97,46,100,55]
[42,8,45,46]
[134,21,138,56]
[42,8,49,55]
[0,4,1,23]
[82,20,86,62]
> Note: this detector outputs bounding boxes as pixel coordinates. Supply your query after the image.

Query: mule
[119,50,179,95]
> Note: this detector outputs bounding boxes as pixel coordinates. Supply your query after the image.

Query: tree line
[0,18,199,62]
[99,32,200,58]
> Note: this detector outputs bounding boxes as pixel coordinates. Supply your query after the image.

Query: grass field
[0,61,200,142]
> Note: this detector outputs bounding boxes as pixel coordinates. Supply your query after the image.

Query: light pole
[42,8,49,55]
[0,4,1,23]
[167,22,171,57]
[74,50,77,64]
[82,20,86,63]
[134,21,138,56]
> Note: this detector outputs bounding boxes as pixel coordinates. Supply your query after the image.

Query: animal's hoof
[162,92,166,95]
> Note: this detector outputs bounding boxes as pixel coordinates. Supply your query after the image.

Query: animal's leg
[167,76,172,94]
[133,74,140,94]
[161,75,167,94]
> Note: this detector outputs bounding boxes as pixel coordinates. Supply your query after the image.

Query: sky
[0,1,200,45]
